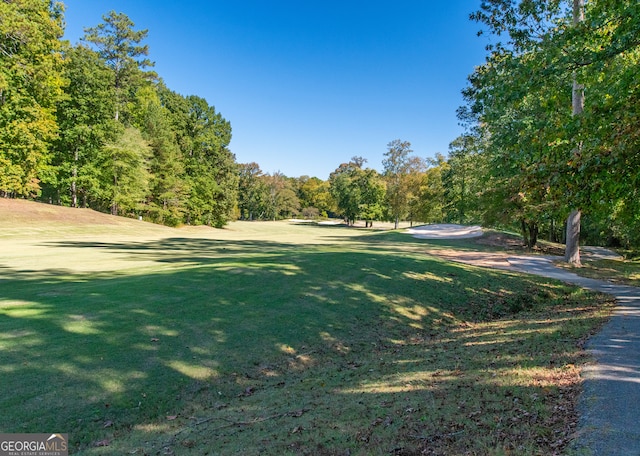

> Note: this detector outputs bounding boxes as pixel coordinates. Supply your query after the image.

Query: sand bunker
[406,224,484,239]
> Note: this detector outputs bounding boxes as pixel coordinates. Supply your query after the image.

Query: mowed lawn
[0,201,612,455]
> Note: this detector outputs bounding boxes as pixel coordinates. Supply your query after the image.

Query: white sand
[406,224,483,239]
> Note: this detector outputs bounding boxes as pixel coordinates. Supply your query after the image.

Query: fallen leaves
[287,409,308,418]
[371,416,393,427]
[239,386,255,397]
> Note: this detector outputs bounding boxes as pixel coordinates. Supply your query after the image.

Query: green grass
[0,218,613,455]
[559,258,640,288]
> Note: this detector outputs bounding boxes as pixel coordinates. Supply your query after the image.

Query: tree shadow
[0,235,609,454]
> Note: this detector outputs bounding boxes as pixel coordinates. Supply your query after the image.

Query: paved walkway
[503,255,640,455]
[410,225,639,453]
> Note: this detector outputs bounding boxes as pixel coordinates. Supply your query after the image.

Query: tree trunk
[521,220,539,249]
[71,148,78,208]
[565,0,584,265]
[529,223,538,249]
[565,209,581,265]
[111,173,118,215]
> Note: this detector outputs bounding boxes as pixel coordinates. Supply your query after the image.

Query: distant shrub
[301,206,320,220]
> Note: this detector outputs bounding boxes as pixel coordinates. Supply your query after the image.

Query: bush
[301,206,320,220]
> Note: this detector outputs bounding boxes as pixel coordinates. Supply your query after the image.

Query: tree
[262,172,299,221]
[442,135,485,226]
[329,157,385,226]
[465,0,640,257]
[329,158,363,225]
[0,3,240,228]
[296,176,332,218]
[411,154,447,224]
[82,11,154,122]
[330,159,359,225]
[382,140,424,229]
[133,84,187,226]
[565,0,584,264]
[180,95,237,227]
[48,44,116,207]
[354,168,386,227]
[238,162,266,220]
[0,0,65,197]
[101,126,151,216]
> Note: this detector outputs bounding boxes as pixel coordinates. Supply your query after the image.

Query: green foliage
[133,84,187,226]
[46,44,117,206]
[462,0,640,248]
[0,0,65,197]
[296,176,333,218]
[410,154,447,224]
[442,135,485,225]
[0,7,240,228]
[177,95,237,227]
[261,172,300,221]
[82,10,155,122]
[237,162,267,220]
[329,157,386,225]
[100,126,151,216]
[355,167,386,226]
[382,140,424,228]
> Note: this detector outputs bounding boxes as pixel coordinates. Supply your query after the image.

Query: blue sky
[61,1,487,179]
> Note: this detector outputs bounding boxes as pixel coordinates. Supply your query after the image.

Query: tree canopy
[0,0,65,197]
[3,1,639,247]
[460,0,640,252]
[0,6,239,227]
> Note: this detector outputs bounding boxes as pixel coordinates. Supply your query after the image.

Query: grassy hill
[0,199,612,455]
[0,198,176,238]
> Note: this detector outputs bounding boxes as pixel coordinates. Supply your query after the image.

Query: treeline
[2,3,236,227]
[455,0,640,257]
[4,1,640,254]
[0,1,492,231]
[238,139,475,231]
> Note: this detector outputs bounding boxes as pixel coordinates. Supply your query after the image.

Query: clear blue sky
[61,1,487,180]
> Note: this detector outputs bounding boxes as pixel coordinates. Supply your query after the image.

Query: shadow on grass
[0,235,611,455]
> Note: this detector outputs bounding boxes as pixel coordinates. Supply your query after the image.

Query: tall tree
[0,0,65,197]
[412,154,447,224]
[297,176,333,218]
[329,157,385,226]
[354,168,386,228]
[82,11,154,122]
[382,140,424,229]
[181,95,237,227]
[48,44,116,207]
[238,162,266,220]
[443,135,485,226]
[464,0,640,258]
[100,126,151,216]
[564,0,584,264]
[262,172,299,221]
[329,158,364,225]
[133,84,186,226]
